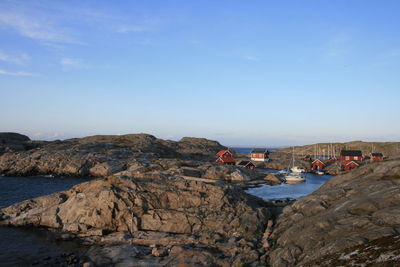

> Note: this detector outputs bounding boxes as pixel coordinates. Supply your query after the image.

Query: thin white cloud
[116,25,152,33]
[0,1,170,47]
[0,50,30,65]
[60,57,82,66]
[60,57,88,69]
[0,69,36,76]
[0,2,81,44]
[242,54,259,61]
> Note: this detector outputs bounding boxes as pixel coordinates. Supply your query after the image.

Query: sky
[1,0,400,146]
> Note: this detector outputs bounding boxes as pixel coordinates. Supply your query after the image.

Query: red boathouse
[342,160,359,172]
[300,155,312,161]
[237,160,256,169]
[340,150,363,162]
[370,153,384,162]
[327,156,338,162]
[250,148,269,162]
[216,150,236,165]
[311,159,325,170]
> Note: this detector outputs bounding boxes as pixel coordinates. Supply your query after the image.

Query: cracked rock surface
[1,175,270,266]
[269,158,400,266]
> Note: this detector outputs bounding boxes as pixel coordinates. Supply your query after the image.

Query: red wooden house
[250,148,269,162]
[370,153,384,162]
[327,156,338,162]
[237,160,256,169]
[300,155,312,161]
[340,150,363,162]
[311,159,325,170]
[216,150,236,165]
[342,160,359,172]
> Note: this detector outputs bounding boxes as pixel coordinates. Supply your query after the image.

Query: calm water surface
[0,176,91,266]
[246,169,332,200]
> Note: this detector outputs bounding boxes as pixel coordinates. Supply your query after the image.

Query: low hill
[278,141,400,158]
[0,132,31,154]
[0,133,226,177]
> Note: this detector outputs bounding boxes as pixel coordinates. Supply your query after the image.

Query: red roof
[216,150,232,157]
[312,159,325,164]
[345,160,359,166]
[216,157,236,163]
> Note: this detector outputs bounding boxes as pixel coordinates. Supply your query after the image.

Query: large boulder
[0,175,270,266]
[269,159,400,266]
[1,175,268,239]
[203,165,258,182]
[175,137,226,157]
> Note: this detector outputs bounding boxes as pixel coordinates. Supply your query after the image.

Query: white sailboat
[283,147,306,183]
[284,172,306,183]
[290,166,306,173]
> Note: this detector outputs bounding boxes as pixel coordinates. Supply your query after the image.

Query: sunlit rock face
[269,158,400,266]
[0,133,226,176]
[0,175,271,266]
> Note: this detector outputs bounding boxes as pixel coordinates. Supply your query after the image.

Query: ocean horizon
[231,147,283,154]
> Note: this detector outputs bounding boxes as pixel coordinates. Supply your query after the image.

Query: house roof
[237,160,253,166]
[340,150,362,156]
[312,159,325,165]
[217,157,235,163]
[371,152,383,157]
[345,160,359,166]
[251,148,267,153]
[216,150,232,157]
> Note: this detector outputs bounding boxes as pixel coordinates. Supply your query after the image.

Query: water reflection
[246,169,332,200]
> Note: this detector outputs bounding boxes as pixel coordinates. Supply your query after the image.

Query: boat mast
[292,146,295,168]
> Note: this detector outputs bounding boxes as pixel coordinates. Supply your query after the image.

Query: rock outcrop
[0,132,32,154]
[0,133,226,177]
[0,175,271,266]
[252,151,312,171]
[202,164,262,182]
[269,158,400,266]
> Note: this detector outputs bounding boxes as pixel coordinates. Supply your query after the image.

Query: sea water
[246,169,332,200]
[0,176,91,265]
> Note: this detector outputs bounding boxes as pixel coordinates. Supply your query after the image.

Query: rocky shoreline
[1,132,399,266]
[268,157,400,266]
[0,133,284,186]
[2,159,399,266]
[0,175,272,266]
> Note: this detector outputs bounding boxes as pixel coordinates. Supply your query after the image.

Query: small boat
[284,172,306,183]
[281,147,306,183]
[290,166,305,173]
[277,168,289,175]
[315,170,325,175]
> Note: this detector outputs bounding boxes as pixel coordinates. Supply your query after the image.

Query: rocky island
[0,132,276,184]
[1,132,400,266]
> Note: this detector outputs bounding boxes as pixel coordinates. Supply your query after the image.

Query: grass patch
[348,208,373,216]
[382,175,400,180]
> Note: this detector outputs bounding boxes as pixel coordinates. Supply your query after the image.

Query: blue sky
[1,0,399,146]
